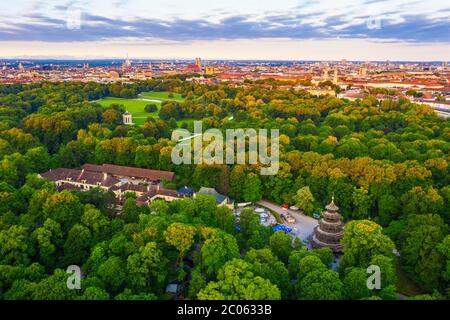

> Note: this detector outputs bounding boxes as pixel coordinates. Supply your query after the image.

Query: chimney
[147,184,150,192]
[103,172,107,181]
[157,185,160,192]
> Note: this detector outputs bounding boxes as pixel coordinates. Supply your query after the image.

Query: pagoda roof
[325,198,339,211]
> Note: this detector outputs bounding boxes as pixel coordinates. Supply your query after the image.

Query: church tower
[311,197,344,253]
[195,57,202,71]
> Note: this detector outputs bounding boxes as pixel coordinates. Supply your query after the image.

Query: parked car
[313,212,321,219]
[290,206,299,211]
[281,203,289,210]
[287,215,296,224]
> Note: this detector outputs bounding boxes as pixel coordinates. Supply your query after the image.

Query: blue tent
[273,224,292,233]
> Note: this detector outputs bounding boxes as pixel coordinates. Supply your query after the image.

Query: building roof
[81,163,103,172]
[186,64,200,72]
[147,187,180,198]
[41,168,119,187]
[325,199,339,212]
[136,187,182,204]
[111,182,149,193]
[166,284,179,294]
[81,163,175,181]
[176,186,194,196]
[196,187,227,204]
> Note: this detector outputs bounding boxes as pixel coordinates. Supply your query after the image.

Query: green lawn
[96,97,159,125]
[139,91,184,102]
[95,91,185,126]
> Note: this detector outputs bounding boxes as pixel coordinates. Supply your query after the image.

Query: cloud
[0,0,448,43]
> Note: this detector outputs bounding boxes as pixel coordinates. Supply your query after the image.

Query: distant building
[205,66,219,75]
[195,57,202,71]
[109,71,120,79]
[122,53,132,72]
[186,64,201,73]
[307,88,336,97]
[123,111,134,125]
[322,67,329,80]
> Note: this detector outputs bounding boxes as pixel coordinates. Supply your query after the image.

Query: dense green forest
[0,78,448,300]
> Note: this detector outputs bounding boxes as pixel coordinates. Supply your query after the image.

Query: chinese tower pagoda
[311,197,343,253]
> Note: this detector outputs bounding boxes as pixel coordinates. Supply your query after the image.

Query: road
[435,110,450,119]
[257,200,318,242]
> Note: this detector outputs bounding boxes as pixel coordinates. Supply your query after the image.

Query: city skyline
[0,0,449,60]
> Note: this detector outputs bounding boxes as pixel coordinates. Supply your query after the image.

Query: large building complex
[39,164,234,209]
[39,164,180,206]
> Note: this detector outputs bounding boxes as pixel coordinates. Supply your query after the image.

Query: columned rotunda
[123,111,134,125]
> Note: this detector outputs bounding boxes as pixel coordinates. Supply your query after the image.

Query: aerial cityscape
[0,0,449,309]
[2,58,449,118]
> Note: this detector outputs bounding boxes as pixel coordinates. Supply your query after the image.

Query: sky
[0,0,449,61]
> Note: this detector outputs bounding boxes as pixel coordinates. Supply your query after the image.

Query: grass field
[139,91,184,102]
[95,91,185,126]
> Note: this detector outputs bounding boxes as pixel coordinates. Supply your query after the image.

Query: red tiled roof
[41,168,119,187]
[146,187,180,198]
[186,64,200,72]
[136,187,182,204]
[111,183,149,193]
[81,163,103,172]
[81,163,175,181]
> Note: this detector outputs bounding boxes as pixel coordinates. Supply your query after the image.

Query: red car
[281,203,289,209]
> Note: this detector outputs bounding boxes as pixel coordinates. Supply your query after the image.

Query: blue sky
[0,0,449,60]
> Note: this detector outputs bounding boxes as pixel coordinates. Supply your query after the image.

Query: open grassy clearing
[95,91,185,126]
[139,91,184,102]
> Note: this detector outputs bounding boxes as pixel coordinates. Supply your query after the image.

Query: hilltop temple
[311,197,344,253]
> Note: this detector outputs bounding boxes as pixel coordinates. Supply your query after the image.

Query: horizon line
[1,57,448,63]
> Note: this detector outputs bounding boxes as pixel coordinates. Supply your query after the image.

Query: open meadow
[95,91,186,126]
